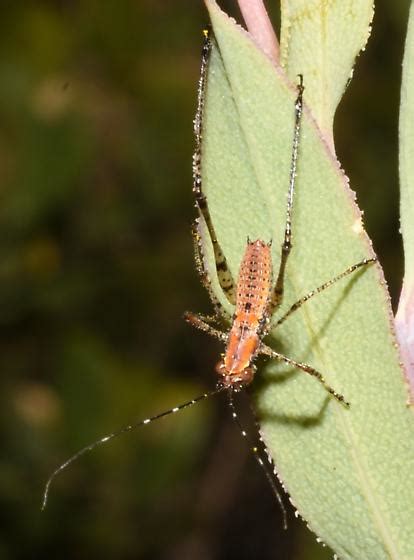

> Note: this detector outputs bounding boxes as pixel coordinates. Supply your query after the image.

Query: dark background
[0,1,407,559]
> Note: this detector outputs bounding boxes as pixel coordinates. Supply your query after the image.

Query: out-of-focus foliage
[0,1,407,559]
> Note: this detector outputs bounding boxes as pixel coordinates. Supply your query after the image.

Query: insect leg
[193,29,236,306]
[193,221,231,321]
[274,258,377,328]
[269,76,304,314]
[259,343,349,407]
[183,311,227,342]
[228,389,287,529]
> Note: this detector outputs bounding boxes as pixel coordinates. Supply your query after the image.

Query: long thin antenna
[228,389,288,529]
[42,386,225,510]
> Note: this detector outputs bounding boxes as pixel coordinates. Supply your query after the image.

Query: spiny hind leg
[192,28,236,308]
[268,76,304,317]
[192,221,232,322]
[259,342,349,407]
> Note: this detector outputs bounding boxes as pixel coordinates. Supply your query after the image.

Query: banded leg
[192,221,231,321]
[228,389,287,529]
[269,75,305,314]
[259,342,349,406]
[183,311,227,342]
[273,258,377,328]
[192,29,236,306]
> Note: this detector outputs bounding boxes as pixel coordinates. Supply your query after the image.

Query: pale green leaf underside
[280,0,374,134]
[202,2,414,559]
[400,1,414,286]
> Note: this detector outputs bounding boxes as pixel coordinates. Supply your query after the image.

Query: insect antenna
[42,385,226,511]
[227,389,288,530]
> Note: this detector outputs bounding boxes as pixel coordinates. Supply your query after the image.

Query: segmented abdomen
[223,240,273,375]
[235,240,272,328]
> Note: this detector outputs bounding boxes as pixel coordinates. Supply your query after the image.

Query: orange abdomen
[235,240,272,326]
[223,240,273,375]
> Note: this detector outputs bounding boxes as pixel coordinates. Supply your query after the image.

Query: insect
[185,28,376,402]
[42,28,376,518]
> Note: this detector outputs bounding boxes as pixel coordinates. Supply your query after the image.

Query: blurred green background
[0,1,407,559]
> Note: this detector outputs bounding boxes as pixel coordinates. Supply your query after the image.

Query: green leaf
[202,1,414,558]
[399,1,414,287]
[280,0,374,135]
